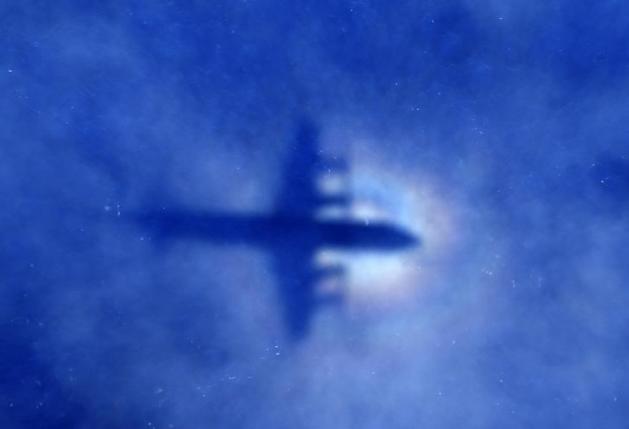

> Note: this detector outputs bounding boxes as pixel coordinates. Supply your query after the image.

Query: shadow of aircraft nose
[385,228,421,250]
[400,230,421,248]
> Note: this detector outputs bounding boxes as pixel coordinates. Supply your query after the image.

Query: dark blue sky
[2,1,629,428]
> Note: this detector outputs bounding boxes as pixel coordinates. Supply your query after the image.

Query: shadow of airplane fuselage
[138,211,419,251]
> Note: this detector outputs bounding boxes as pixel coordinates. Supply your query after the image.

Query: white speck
[104,205,111,212]
[8,69,13,73]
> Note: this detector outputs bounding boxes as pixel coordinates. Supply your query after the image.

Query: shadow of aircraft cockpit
[136,119,420,340]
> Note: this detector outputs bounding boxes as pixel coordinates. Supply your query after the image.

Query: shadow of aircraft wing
[270,243,346,341]
[274,118,350,215]
[274,118,321,216]
[269,118,349,340]
[271,244,319,340]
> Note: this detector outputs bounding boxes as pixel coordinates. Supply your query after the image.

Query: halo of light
[315,166,459,315]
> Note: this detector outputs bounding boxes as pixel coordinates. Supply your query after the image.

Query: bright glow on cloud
[314,164,461,313]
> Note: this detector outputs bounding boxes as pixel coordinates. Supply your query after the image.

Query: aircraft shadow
[135,119,420,341]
